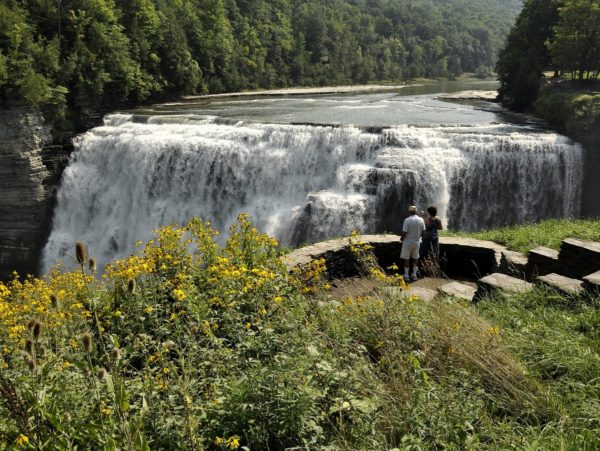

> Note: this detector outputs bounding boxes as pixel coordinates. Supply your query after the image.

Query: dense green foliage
[1,217,599,448]
[0,0,521,120]
[534,89,600,135]
[446,218,600,253]
[497,0,600,111]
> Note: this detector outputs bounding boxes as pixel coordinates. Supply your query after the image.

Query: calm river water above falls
[43,80,585,272]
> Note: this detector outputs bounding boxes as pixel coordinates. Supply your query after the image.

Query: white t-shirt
[402,215,426,244]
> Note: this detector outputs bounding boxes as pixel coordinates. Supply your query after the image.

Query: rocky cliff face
[0,107,68,280]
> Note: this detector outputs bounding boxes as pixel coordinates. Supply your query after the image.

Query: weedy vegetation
[0,216,598,449]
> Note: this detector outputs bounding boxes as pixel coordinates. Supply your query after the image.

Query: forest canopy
[1,0,521,119]
[497,0,600,111]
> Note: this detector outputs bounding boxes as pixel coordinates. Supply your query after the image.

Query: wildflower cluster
[348,231,406,287]
[0,216,382,449]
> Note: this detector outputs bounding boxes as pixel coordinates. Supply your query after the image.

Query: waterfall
[42,114,583,272]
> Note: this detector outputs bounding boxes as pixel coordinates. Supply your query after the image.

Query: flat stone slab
[537,273,583,295]
[561,237,600,256]
[529,246,559,260]
[402,286,437,301]
[438,281,477,301]
[477,273,534,297]
[527,246,560,276]
[583,270,600,291]
[500,250,528,276]
[558,238,600,279]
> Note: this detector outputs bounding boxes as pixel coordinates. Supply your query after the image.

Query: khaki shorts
[400,242,420,260]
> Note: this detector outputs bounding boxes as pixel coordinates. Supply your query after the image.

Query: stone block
[402,286,437,301]
[583,270,600,293]
[438,237,505,278]
[475,273,533,300]
[526,246,559,276]
[558,238,600,279]
[438,281,477,302]
[500,250,528,277]
[536,273,583,296]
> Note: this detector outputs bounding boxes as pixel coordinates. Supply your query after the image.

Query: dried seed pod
[89,257,97,273]
[127,279,136,294]
[25,339,34,355]
[75,241,87,265]
[26,319,36,331]
[97,367,108,380]
[50,293,59,309]
[25,355,36,371]
[32,321,42,339]
[82,333,93,353]
[110,348,121,362]
[39,346,47,359]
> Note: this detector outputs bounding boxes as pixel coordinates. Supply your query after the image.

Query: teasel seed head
[24,353,35,371]
[32,321,42,339]
[75,241,87,265]
[97,367,108,380]
[110,348,121,362]
[89,257,97,273]
[39,346,47,359]
[50,293,59,309]
[26,319,36,331]
[127,278,136,294]
[62,412,72,423]
[82,333,93,353]
[25,339,34,355]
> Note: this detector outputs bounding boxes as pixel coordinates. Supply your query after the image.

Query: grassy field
[446,218,600,253]
[0,218,598,449]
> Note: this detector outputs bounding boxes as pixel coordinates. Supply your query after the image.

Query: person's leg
[400,242,411,281]
[411,244,419,280]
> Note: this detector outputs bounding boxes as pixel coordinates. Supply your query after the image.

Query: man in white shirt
[401,205,425,282]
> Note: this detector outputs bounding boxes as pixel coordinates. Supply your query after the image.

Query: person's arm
[436,218,443,230]
[401,220,407,241]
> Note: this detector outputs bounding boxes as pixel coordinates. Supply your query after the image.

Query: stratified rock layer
[0,107,59,279]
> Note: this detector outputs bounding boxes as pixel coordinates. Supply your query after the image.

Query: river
[42,80,584,272]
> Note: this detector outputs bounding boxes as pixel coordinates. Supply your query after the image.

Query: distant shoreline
[178,84,412,102]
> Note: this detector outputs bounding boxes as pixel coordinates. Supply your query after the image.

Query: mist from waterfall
[42,113,583,272]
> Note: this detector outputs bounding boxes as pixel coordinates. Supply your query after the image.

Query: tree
[496,0,562,111]
[548,0,600,80]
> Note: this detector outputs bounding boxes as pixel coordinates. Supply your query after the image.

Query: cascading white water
[42,113,583,272]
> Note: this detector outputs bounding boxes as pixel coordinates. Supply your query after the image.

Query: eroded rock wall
[0,107,65,279]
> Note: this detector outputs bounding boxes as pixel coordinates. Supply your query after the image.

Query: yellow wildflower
[214,437,225,446]
[143,305,154,314]
[14,434,29,447]
[172,288,186,301]
[226,436,240,449]
[486,326,501,336]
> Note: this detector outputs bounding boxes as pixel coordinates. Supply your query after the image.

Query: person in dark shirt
[420,206,443,265]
